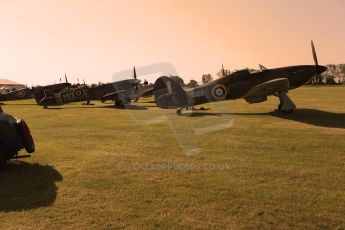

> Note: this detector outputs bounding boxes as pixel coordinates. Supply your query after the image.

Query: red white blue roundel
[211,84,227,100]
[74,89,84,97]
[16,90,25,97]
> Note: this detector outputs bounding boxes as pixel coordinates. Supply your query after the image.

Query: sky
[0,0,344,85]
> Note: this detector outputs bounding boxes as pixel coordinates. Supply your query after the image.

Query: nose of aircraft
[316,65,327,74]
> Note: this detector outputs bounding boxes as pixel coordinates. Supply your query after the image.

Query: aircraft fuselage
[186,65,327,106]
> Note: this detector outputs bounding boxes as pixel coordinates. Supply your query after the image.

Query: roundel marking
[211,84,227,100]
[74,88,84,97]
[16,90,25,97]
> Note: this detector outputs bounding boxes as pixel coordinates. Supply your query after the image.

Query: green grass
[0,86,344,229]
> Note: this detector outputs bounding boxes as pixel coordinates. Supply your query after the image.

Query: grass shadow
[0,103,38,106]
[180,112,223,117]
[228,109,345,129]
[270,108,345,129]
[182,108,345,129]
[43,104,148,110]
[0,161,62,212]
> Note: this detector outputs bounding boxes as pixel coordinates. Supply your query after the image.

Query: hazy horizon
[0,0,344,85]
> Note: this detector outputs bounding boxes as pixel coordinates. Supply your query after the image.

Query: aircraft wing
[244,78,289,103]
[100,90,128,103]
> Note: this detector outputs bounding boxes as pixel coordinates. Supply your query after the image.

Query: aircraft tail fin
[154,76,188,109]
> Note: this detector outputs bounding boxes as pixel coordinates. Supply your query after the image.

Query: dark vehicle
[0,106,35,166]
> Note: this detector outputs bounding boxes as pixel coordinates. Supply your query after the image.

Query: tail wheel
[17,119,35,153]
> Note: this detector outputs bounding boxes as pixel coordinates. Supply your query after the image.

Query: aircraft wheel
[115,101,125,108]
[17,119,35,153]
[278,103,294,114]
[176,109,182,116]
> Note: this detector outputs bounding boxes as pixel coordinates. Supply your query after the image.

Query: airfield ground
[0,86,344,229]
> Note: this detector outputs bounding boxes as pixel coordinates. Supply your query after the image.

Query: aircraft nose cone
[316,65,327,74]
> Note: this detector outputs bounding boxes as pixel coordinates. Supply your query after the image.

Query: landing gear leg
[115,100,125,108]
[82,100,94,106]
[276,93,296,114]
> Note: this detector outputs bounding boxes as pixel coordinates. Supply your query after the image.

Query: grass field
[0,86,344,229]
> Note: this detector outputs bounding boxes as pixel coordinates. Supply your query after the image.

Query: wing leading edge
[244,78,289,104]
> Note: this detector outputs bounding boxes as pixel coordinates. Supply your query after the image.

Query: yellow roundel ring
[211,84,227,100]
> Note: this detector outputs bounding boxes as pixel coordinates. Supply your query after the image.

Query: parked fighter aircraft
[154,41,327,115]
[0,106,35,166]
[0,87,33,103]
[37,67,154,108]
[32,82,71,104]
[0,78,71,104]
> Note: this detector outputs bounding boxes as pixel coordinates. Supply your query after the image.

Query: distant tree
[325,75,337,84]
[248,68,260,73]
[202,74,213,84]
[170,76,185,87]
[216,68,231,78]
[186,79,199,88]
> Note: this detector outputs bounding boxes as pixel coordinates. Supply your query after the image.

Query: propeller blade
[311,40,318,67]
[133,66,139,94]
[133,66,137,80]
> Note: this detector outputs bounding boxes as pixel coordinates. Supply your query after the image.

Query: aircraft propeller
[311,40,322,86]
[65,73,70,90]
[133,66,139,94]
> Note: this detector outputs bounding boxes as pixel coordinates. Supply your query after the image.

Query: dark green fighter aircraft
[32,82,72,105]
[0,106,35,166]
[0,87,32,103]
[154,41,327,115]
[37,67,154,108]
[0,82,71,104]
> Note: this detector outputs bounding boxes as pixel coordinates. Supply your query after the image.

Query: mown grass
[0,86,344,229]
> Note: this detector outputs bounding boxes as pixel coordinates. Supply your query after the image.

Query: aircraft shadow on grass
[0,162,62,211]
[184,108,345,129]
[45,104,150,110]
[270,108,345,129]
[0,103,38,106]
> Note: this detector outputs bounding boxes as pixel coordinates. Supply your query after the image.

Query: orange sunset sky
[0,0,344,85]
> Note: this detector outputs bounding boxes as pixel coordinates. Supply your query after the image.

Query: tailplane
[154,76,188,109]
